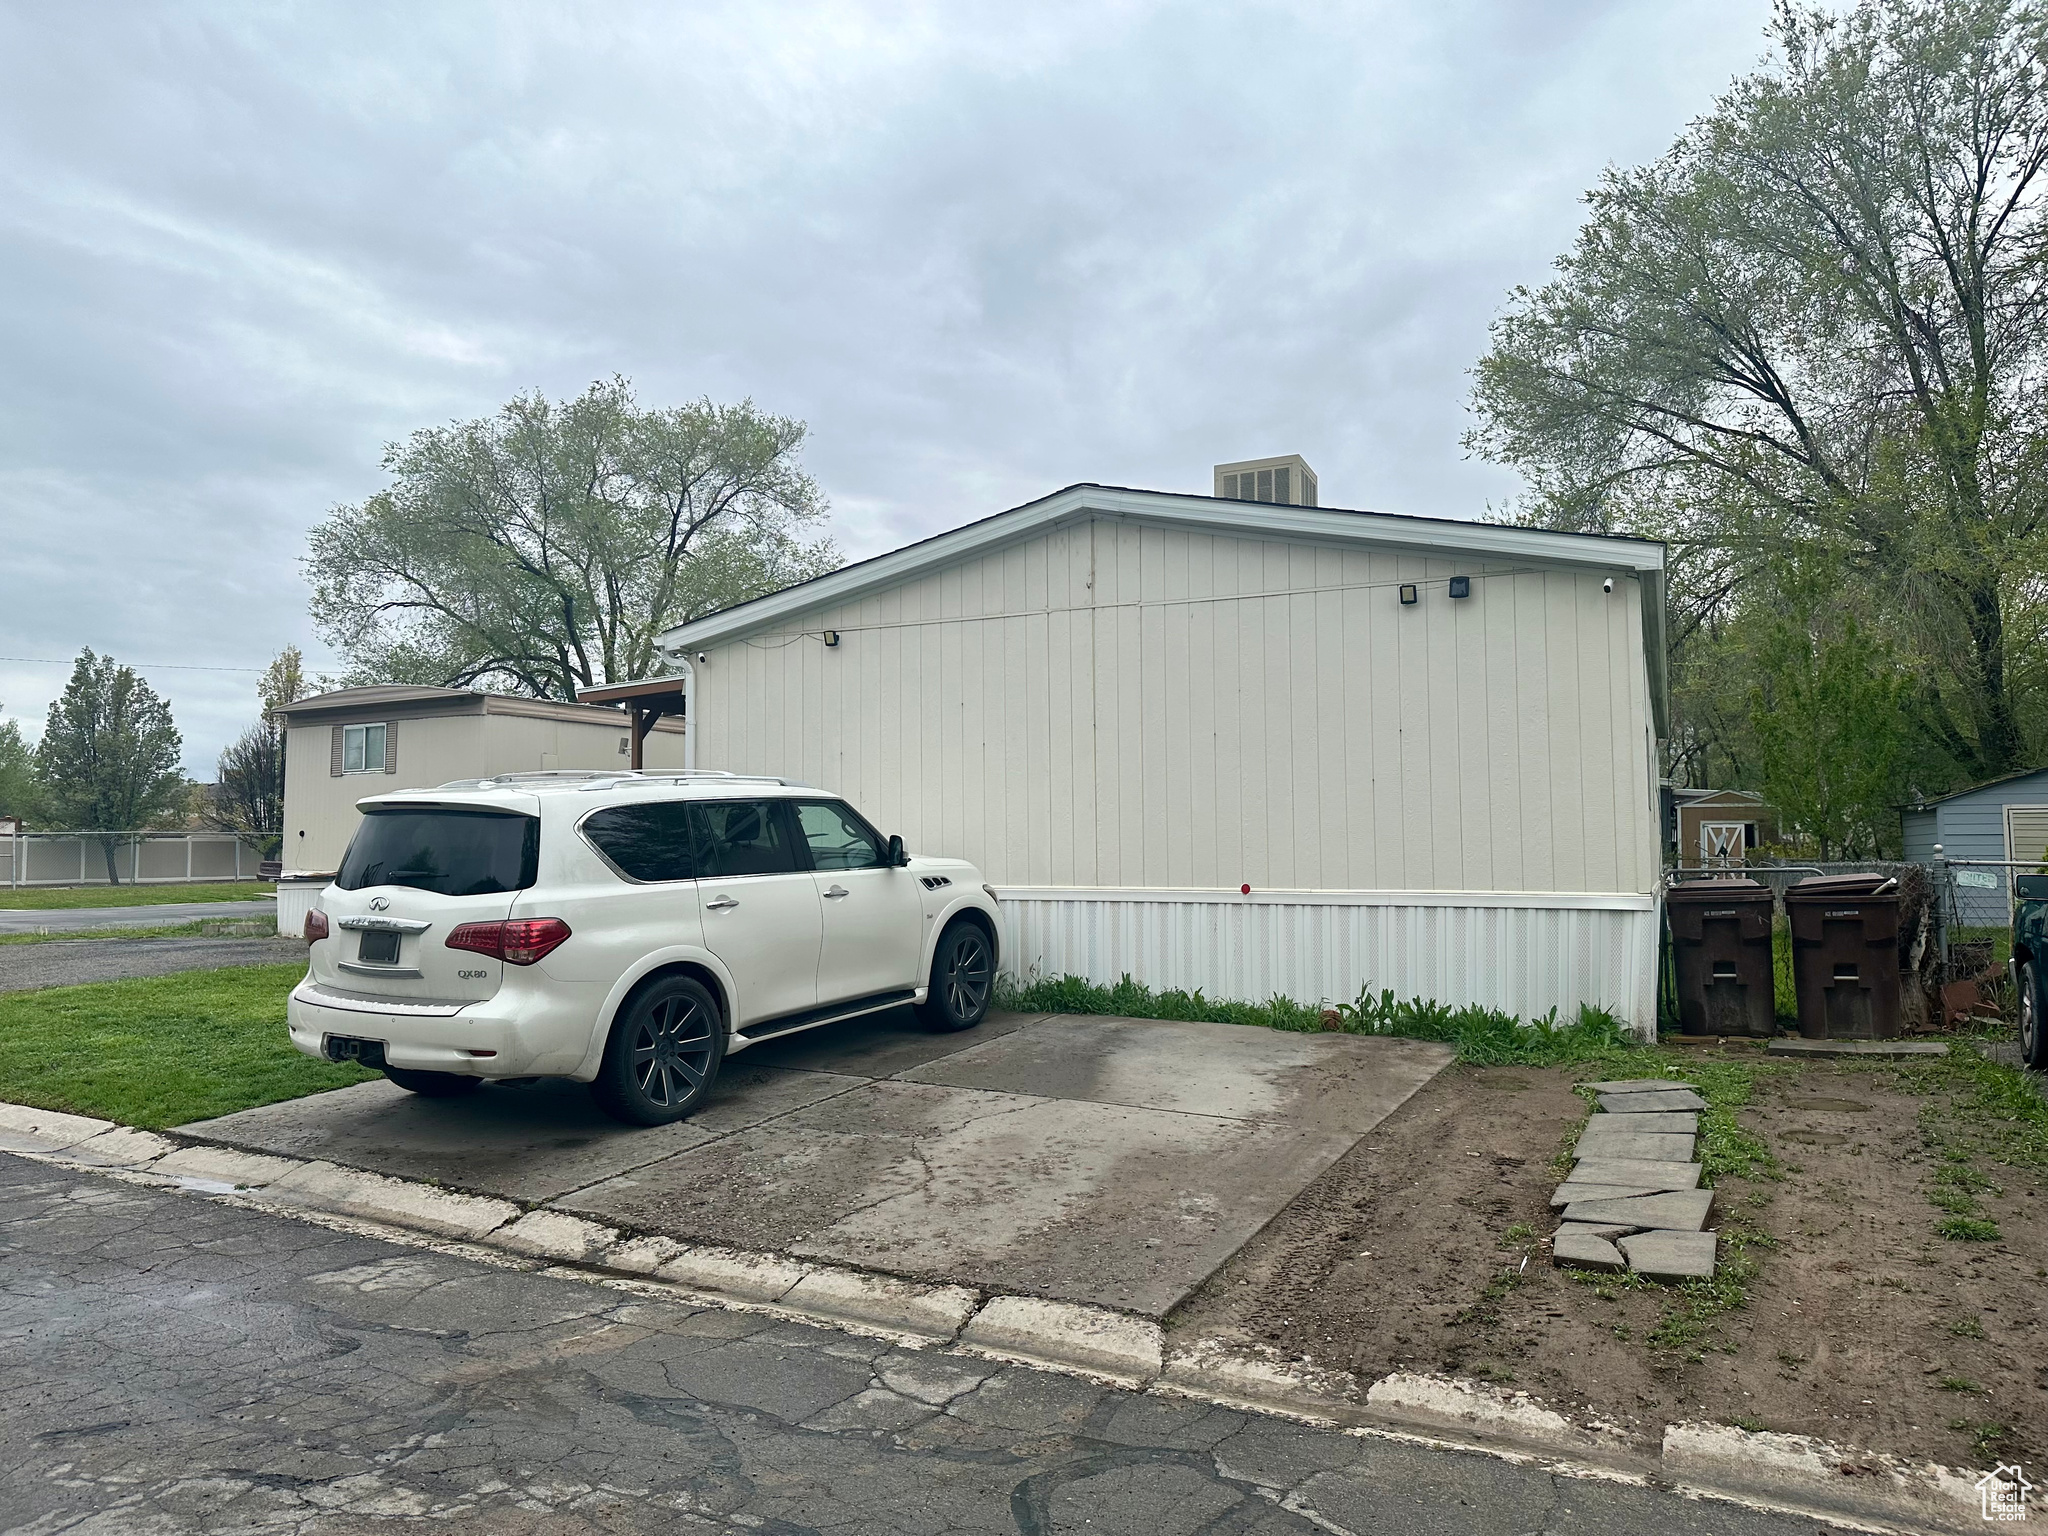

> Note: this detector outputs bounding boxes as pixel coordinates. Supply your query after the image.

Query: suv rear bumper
[288,978,605,1080]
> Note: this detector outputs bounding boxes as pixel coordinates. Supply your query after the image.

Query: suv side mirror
[887,834,908,867]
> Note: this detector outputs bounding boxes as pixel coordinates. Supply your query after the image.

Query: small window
[689,799,801,878]
[342,722,386,774]
[583,802,697,882]
[794,800,885,871]
[1744,823,1758,848]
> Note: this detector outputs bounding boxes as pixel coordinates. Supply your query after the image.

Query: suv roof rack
[424,769,810,792]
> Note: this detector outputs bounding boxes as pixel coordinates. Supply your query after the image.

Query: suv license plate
[323,1035,387,1068]
[358,930,401,965]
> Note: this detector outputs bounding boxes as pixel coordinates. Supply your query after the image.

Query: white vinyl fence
[2,832,264,888]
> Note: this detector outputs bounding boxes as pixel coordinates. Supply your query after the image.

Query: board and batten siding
[692,518,1658,894]
[687,516,1662,1030]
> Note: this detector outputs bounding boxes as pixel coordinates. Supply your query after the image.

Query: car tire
[384,1066,484,1098]
[2022,962,2046,1071]
[590,974,727,1127]
[917,920,994,1033]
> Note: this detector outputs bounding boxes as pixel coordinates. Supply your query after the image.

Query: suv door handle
[822,885,849,899]
[704,895,739,911]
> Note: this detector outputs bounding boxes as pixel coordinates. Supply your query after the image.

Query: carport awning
[577,678,686,769]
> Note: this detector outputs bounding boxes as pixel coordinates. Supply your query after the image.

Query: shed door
[1700,822,1746,866]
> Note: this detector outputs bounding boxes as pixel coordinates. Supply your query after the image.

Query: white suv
[288,771,1003,1125]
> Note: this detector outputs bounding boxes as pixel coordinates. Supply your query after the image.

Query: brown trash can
[1785,873,1903,1039]
[1667,877,1778,1036]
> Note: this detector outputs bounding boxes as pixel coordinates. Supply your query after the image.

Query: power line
[0,656,265,674]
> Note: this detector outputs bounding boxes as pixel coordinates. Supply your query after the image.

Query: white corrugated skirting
[993,887,1660,1040]
[274,877,326,939]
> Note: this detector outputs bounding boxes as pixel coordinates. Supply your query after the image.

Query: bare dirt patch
[1167,1051,2048,1469]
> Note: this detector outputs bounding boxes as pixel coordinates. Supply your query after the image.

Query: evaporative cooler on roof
[1213,455,1318,507]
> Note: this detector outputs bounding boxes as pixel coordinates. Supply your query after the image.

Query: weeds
[1940,1376,1981,1393]
[1501,1222,1535,1247]
[1952,1420,2012,1459]
[1936,1215,2003,1241]
[1951,1316,1989,1340]
[994,972,1634,1066]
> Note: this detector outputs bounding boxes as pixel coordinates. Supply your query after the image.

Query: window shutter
[330,726,343,777]
[384,721,397,773]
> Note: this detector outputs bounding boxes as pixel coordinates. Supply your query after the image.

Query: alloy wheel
[630,993,714,1108]
[945,931,991,1019]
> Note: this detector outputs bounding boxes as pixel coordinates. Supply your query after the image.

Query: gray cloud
[0,0,1775,772]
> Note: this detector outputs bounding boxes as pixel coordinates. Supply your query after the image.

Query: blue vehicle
[2010,874,2048,1068]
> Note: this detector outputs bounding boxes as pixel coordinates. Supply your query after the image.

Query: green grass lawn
[0,963,371,1128]
[0,881,275,911]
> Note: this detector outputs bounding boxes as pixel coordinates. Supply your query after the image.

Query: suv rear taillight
[304,909,329,943]
[446,918,571,966]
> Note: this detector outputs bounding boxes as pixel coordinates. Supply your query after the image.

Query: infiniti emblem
[368,897,389,911]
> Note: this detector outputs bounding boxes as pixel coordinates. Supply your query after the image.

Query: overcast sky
[0,0,1778,774]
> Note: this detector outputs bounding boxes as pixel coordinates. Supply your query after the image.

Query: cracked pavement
[0,1152,1846,1535]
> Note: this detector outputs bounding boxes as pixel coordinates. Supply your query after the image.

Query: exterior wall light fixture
[1448,576,1471,599]
[1398,584,1418,605]
[822,631,840,647]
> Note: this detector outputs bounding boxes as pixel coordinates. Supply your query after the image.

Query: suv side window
[794,800,885,871]
[583,801,697,882]
[690,799,803,878]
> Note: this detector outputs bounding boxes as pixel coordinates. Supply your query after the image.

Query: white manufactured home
[613,477,1669,1033]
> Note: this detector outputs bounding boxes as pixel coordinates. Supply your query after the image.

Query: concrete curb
[0,1101,1993,1533]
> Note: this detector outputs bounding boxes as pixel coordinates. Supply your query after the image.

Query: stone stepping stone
[1550,1183,1662,1207]
[1596,1089,1707,1114]
[1582,1079,1698,1094]
[1553,1227,1625,1272]
[1571,1132,1695,1164]
[1559,1189,1713,1232]
[1578,1111,1697,1136]
[1559,1220,1634,1241]
[1568,1158,1701,1192]
[1620,1229,1716,1281]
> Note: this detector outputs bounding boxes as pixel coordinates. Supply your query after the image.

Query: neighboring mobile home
[621,473,1669,1034]
[275,685,686,875]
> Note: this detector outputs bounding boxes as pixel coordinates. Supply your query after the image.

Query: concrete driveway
[182,1008,1451,1318]
[0,898,276,934]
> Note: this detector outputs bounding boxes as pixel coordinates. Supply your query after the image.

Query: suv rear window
[337,809,538,895]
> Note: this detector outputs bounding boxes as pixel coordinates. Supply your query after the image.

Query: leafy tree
[259,646,307,716]
[207,647,307,858]
[306,378,839,699]
[0,710,38,824]
[35,651,185,882]
[209,725,285,858]
[1745,567,1916,857]
[1469,0,2048,787]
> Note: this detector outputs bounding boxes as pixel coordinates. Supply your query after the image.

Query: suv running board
[737,989,919,1041]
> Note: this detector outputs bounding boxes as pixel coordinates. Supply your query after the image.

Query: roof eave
[658,483,1665,654]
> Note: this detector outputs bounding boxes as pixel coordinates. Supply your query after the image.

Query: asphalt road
[0,935,305,993]
[0,1153,1847,1536]
[0,898,277,934]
